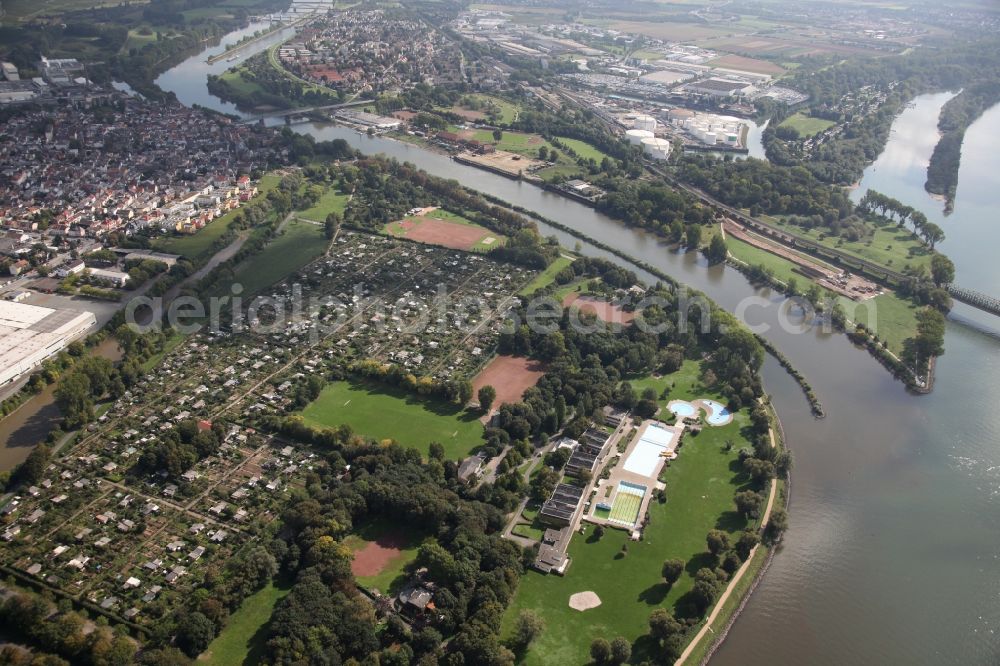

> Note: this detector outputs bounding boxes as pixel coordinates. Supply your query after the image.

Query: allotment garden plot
[0,231,540,626]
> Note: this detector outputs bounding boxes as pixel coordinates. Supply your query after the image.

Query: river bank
[113,23,1000,664]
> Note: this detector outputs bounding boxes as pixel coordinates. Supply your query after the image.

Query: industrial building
[684,78,754,97]
[538,483,586,527]
[0,301,96,387]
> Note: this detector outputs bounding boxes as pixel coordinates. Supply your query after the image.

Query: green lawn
[154,173,280,260]
[444,94,520,124]
[140,331,186,372]
[778,112,835,137]
[301,380,484,459]
[727,236,919,354]
[758,213,935,273]
[502,406,755,664]
[343,520,425,594]
[555,136,610,163]
[840,292,918,355]
[726,236,814,287]
[471,130,554,158]
[229,219,325,296]
[218,66,267,97]
[627,360,707,413]
[520,254,575,296]
[298,187,349,222]
[200,581,291,666]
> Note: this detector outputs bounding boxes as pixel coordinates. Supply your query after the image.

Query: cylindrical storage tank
[626,129,655,145]
[632,114,657,131]
[702,132,717,145]
[641,137,672,160]
[669,108,694,122]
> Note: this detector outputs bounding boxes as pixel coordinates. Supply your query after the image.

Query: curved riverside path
[155,37,1000,665]
[676,426,779,665]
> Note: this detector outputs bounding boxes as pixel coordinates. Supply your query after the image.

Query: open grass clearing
[519,254,574,296]
[554,136,610,163]
[778,112,836,137]
[199,581,291,666]
[298,186,349,222]
[301,379,484,459]
[229,218,326,296]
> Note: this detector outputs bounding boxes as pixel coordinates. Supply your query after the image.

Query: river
[144,31,1000,664]
[0,336,122,471]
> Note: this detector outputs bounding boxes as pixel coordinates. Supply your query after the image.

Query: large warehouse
[0,301,96,387]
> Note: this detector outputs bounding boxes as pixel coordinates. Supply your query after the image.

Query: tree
[734,490,765,519]
[704,234,728,265]
[478,385,497,412]
[590,637,611,664]
[735,530,760,560]
[684,223,702,250]
[930,253,955,286]
[493,129,503,142]
[529,466,559,503]
[648,607,682,643]
[609,636,631,664]
[175,612,215,657]
[706,529,730,557]
[661,558,684,585]
[324,211,340,240]
[509,610,545,651]
[765,507,788,543]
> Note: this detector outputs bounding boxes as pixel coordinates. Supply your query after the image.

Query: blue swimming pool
[702,399,733,425]
[668,401,696,418]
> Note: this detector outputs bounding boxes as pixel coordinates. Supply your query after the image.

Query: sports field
[472,355,547,409]
[384,209,502,252]
[344,520,424,593]
[779,112,836,137]
[301,380,484,459]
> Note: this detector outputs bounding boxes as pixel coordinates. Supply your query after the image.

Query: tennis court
[608,481,646,527]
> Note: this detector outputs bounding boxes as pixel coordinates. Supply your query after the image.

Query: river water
[108,30,1000,664]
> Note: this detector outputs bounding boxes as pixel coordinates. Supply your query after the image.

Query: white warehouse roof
[0,301,96,386]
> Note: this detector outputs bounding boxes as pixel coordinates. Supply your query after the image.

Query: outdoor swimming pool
[701,399,733,426]
[608,481,647,526]
[622,423,676,477]
[668,401,697,418]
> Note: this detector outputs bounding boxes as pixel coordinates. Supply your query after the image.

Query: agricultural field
[502,406,756,665]
[779,112,836,137]
[301,380,485,459]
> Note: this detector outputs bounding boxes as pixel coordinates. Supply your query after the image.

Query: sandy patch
[569,591,602,611]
